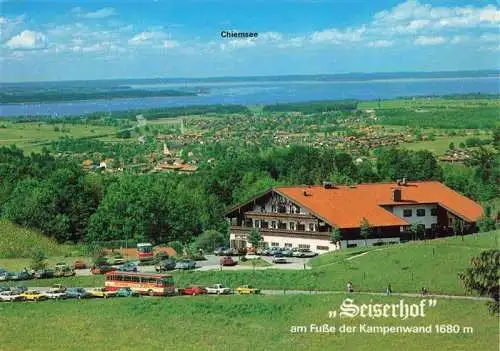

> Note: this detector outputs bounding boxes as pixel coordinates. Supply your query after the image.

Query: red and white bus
[104,272,175,296]
[137,243,154,262]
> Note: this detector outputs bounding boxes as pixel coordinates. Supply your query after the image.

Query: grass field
[0,220,77,259]
[400,135,491,155]
[0,122,118,153]
[0,294,497,351]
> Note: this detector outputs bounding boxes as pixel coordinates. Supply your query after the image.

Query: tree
[29,248,47,271]
[449,142,455,150]
[459,250,499,314]
[249,229,263,248]
[193,230,226,252]
[477,206,497,233]
[330,227,342,249]
[359,218,371,247]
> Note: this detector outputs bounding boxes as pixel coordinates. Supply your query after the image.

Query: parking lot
[69,254,312,277]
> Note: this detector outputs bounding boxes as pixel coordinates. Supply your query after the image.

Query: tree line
[0,140,497,245]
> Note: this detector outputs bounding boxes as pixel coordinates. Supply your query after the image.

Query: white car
[0,291,25,302]
[245,254,261,260]
[272,254,288,264]
[44,291,67,300]
[205,284,232,295]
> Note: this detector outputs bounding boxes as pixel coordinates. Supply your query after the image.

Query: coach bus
[104,272,175,296]
[137,243,154,262]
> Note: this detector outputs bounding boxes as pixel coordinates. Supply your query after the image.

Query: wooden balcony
[243,211,316,220]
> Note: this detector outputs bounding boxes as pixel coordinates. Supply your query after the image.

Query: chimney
[392,188,401,202]
[402,177,408,186]
[303,190,309,196]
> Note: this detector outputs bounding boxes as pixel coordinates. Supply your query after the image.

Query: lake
[0,76,498,117]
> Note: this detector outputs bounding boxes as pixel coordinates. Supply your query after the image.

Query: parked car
[282,248,294,257]
[205,284,232,295]
[244,253,260,260]
[54,262,70,270]
[272,253,288,264]
[66,287,91,299]
[0,291,25,302]
[34,268,55,279]
[11,286,27,294]
[117,262,138,272]
[91,265,116,275]
[107,257,127,266]
[9,271,31,281]
[175,259,197,270]
[178,286,207,296]
[220,256,237,266]
[0,271,8,281]
[155,259,176,272]
[115,287,140,297]
[45,290,67,300]
[222,248,238,256]
[235,285,261,295]
[213,247,226,256]
[88,287,117,299]
[53,266,75,278]
[72,260,87,270]
[21,290,48,302]
[47,284,66,293]
[292,249,318,258]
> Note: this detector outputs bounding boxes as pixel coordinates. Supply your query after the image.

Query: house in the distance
[225,181,484,253]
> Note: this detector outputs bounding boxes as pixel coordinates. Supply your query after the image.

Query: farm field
[0,294,497,351]
[400,134,491,155]
[0,122,118,153]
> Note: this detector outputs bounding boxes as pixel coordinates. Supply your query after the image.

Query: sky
[0,0,499,82]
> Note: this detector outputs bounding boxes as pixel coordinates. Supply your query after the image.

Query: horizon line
[1,68,499,85]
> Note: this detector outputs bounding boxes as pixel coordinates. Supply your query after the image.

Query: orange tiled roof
[275,181,483,229]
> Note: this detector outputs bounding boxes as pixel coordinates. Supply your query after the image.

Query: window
[430,208,437,216]
[403,209,412,217]
[278,222,286,230]
[284,243,292,248]
[271,242,279,247]
[245,219,252,227]
[289,222,295,230]
[317,246,329,251]
[254,220,260,228]
[417,209,426,217]
[261,221,268,229]
[298,244,310,249]
[297,224,305,231]
[271,205,276,213]
[308,223,316,231]
[271,221,277,229]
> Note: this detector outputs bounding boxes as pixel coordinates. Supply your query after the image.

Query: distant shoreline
[1,69,498,86]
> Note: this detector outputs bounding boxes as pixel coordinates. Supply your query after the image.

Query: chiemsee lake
[0,73,498,117]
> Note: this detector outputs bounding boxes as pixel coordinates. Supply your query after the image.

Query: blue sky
[0,0,499,82]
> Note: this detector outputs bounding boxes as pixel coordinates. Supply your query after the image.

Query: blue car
[117,263,138,272]
[66,287,91,299]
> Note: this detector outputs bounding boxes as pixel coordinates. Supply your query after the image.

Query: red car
[220,256,237,266]
[91,265,116,275]
[72,260,87,269]
[178,286,207,296]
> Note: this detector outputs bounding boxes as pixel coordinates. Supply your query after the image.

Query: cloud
[367,40,394,48]
[414,35,446,46]
[450,35,469,44]
[5,30,47,50]
[259,32,283,42]
[373,1,500,33]
[310,26,365,44]
[163,40,179,48]
[76,7,117,19]
[480,33,499,43]
[0,15,26,40]
[128,31,171,46]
